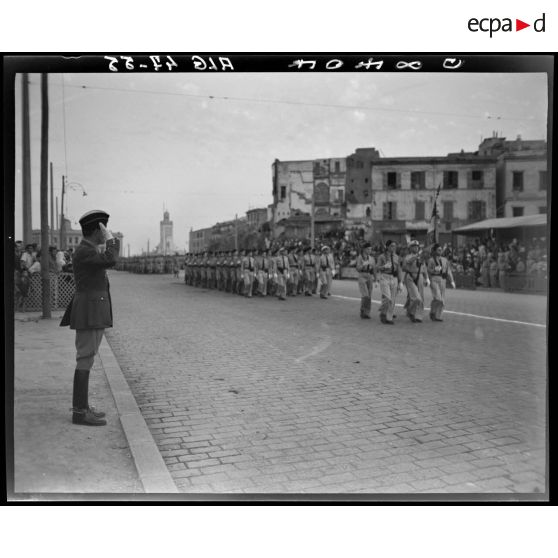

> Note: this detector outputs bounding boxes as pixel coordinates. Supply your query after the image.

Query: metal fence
[17,272,75,311]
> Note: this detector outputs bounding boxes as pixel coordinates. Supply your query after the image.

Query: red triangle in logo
[516,19,530,31]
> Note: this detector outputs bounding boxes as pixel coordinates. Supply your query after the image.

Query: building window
[443,171,458,189]
[512,171,524,192]
[383,201,397,220]
[468,201,486,221]
[356,160,364,169]
[443,201,454,222]
[415,201,425,220]
[386,172,399,190]
[539,171,547,191]
[364,177,368,183]
[512,206,524,217]
[365,207,371,218]
[469,170,484,189]
[332,189,344,204]
[410,171,426,190]
[334,161,340,173]
[539,206,547,214]
[280,186,286,200]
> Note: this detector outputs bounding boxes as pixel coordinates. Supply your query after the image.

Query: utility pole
[40,74,51,318]
[234,214,238,250]
[56,196,59,230]
[21,73,32,245]
[310,191,315,247]
[49,162,54,245]
[147,239,150,255]
[60,175,66,250]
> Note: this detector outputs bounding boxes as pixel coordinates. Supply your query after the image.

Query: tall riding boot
[360,297,366,318]
[72,370,106,426]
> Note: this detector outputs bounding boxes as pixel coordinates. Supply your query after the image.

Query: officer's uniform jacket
[66,237,120,330]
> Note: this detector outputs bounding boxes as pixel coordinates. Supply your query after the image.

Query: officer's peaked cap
[79,209,109,228]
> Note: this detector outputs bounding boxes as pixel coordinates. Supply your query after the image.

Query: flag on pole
[426,184,441,247]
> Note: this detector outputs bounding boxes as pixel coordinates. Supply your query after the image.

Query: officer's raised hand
[99,222,114,242]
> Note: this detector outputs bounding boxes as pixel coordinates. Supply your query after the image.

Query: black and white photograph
[5,54,550,501]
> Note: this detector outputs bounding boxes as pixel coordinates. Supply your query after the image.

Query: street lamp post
[59,176,87,250]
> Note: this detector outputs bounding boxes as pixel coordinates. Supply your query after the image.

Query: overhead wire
[42,81,545,123]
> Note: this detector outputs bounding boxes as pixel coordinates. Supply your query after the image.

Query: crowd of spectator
[13,240,75,311]
[264,231,547,289]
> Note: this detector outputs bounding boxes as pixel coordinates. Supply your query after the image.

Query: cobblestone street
[105,271,547,495]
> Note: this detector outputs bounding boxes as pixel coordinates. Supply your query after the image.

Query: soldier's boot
[72,370,106,426]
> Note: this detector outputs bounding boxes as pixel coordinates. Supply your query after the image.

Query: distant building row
[272,134,547,245]
[189,134,547,251]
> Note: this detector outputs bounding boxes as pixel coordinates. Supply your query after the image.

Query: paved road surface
[105,272,547,495]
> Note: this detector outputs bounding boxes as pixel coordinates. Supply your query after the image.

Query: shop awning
[453,214,547,235]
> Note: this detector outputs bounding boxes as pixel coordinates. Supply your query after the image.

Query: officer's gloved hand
[99,223,114,242]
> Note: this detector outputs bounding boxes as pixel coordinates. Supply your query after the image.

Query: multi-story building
[271,159,313,237]
[371,153,498,245]
[189,226,212,253]
[345,148,381,235]
[478,134,547,217]
[271,157,347,238]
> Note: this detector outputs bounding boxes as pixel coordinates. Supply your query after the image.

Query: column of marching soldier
[182,240,456,324]
[183,245,335,301]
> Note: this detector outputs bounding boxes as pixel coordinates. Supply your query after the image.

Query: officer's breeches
[75,328,105,371]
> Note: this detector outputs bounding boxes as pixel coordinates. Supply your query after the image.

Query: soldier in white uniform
[355,242,378,319]
[376,240,403,324]
[274,247,290,301]
[402,240,428,323]
[427,243,456,321]
[318,246,335,299]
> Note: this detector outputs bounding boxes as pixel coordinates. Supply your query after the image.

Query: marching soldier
[318,245,335,299]
[234,249,243,295]
[262,248,274,296]
[287,247,300,296]
[60,210,120,426]
[427,243,456,322]
[356,242,378,319]
[274,247,290,301]
[241,248,256,298]
[302,247,315,296]
[376,240,403,324]
[402,240,427,323]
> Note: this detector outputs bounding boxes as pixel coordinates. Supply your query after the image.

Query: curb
[99,340,178,493]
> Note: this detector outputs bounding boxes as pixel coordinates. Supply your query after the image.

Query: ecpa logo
[468,13,546,37]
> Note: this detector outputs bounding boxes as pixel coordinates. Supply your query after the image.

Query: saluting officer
[356,242,378,319]
[427,243,456,321]
[60,210,120,426]
[402,240,427,323]
[376,240,403,324]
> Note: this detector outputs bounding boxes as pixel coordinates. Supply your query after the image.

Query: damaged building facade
[370,153,498,245]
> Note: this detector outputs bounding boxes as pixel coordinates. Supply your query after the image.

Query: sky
[13,70,548,255]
